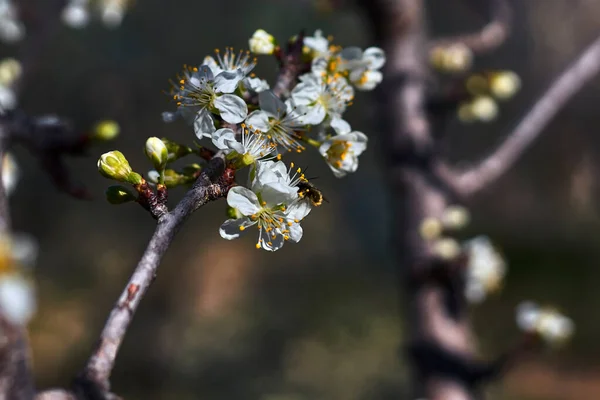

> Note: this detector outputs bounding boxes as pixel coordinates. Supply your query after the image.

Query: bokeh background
[4,0,600,399]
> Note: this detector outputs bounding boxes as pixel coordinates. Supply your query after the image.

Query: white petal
[363,47,386,70]
[258,90,286,119]
[0,275,35,326]
[259,228,285,252]
[211,128,244,153]
[245,110,271,132]
[330,117,351,135]
[300,104,326,125]
[213,70,244,94]
[227,187,261,216]
[202,56,222,76]
[214,94,248,124]
[261,182,298,206]
[287,201,312,221]
[193,109,216,139]
[287,223,303,243]
[219,218,256,240]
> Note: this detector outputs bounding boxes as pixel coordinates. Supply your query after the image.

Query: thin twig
[78,154,231,394]
[453,34,600,196]
[429,0,511,54]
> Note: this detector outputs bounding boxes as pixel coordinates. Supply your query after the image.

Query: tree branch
[452,34,600,196]
[77,154,231,396]
[429,0,511,54]
[360,0,479,399]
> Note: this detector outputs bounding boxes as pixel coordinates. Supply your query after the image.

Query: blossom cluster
[62,0,131,29]
[150,29,383,251]
[419,205,507,303]
[517,301,574,346]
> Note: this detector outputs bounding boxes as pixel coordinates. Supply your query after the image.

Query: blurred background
[3,0,600,399]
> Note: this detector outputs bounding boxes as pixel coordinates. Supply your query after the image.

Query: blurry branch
[429,0,511,54]
[359,0,481,399]
[77,155,232,397]
[451,35,600,196]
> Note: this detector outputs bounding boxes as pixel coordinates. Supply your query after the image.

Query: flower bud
[97,151,142,184]
[432,237,461,260]
[419,217,442,240]
[249,29,275,55]
[93,120,120,141]
[161,138,192,161]
[471,95,498,122]
[0,58,21,86]
[105,185,137,204]
[489,70,521,100]
[144,137,168,172]
[441,205,470,230]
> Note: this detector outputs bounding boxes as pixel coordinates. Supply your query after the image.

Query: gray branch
[429,0,511,54]
[78,154,229,395]
[453,34,600,196]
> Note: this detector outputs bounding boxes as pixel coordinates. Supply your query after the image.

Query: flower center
[326,140,352,168]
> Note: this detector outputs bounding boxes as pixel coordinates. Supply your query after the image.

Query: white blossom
[463,236,506,303]
[219,161,311,251]
[165,65,248,138]
[516,301,574,345]
[339,46,386,90]
[290,73,353,127]
[211,127,277,164]
[242,76,269,94]
[303,30,331,59]
[203,48,256,77]
[0,274,35,325]
[249,29,275,55]
[62,2,90,29]
[319,121,367,178]
[245,90,307,152]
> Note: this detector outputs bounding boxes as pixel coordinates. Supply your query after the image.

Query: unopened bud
[471,96,498,122]
[441,205,470,230]
[489,70,521,100]
[93,120,120,141]
[249,29,276,55]
[0,58,21,86]
[419,217,442,240]
[105,185,137,204]
[97,151,142,184]
[432,237,461,260]
[226,205,243,219]
[161,138,192,161]
[144,137,168,172]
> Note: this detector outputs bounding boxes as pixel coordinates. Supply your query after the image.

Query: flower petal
[258,90,286,119]
[227,186,261,215]
[330,117,351,135]
[219,218,256,240]
[193,109,216,139]
[259,227,285,252]
[364,47,386,70]
[214,94,248,124]
[212,128,244,153]
[287,223,303,243]
[245,110,271,132]
[214,70,244,93]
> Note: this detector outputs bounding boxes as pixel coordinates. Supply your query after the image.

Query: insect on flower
[297,178,327,207]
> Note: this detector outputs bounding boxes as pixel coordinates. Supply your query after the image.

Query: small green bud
[226,205,243,219]
[97,151,142,185]
[144,137,168,171]
[105,185,137,204]
[93,120,120,141]
[161,138,193,161]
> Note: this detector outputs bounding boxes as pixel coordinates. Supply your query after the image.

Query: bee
[297,179,327,207]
